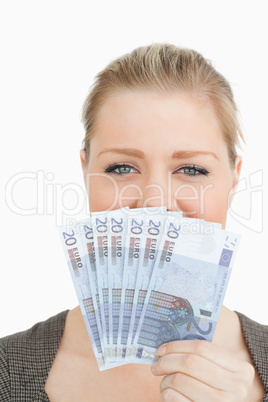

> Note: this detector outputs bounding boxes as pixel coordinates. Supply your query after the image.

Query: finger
[157,340,241,372]
[152,353,233,390]
[161,387,192,402]
[161,372,223,402]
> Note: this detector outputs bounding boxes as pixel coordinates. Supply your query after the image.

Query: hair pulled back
[82,43,244,166]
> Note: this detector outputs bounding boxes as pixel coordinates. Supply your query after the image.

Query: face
[80,91,242,229]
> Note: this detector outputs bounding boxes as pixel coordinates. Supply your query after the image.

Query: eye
[104,163,139,175]
[174,165,209,176]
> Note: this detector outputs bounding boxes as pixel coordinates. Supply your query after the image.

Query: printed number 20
[63,230,76,246]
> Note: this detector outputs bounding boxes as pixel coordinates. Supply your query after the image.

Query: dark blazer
[0,310,267,401]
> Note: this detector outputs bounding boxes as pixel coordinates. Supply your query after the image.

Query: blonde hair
[82,43,244,166]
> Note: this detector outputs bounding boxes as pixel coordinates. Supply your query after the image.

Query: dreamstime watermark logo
[5,169,264,231]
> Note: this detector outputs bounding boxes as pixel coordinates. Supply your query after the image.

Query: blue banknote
[133,216,240,364]
[58,223,105,370]
[59,208,240,371]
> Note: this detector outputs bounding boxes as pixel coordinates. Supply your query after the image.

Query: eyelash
[104,163,209,177]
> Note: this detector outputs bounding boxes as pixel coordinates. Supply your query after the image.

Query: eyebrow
[98,148,146,158]
[172,150,219,160]
[98,148,219,160]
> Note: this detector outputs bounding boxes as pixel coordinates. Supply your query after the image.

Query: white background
[0,1,267,337]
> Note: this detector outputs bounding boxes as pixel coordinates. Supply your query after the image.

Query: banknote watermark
[5,169,264,232]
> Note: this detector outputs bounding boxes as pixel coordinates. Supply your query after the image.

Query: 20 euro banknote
[133,215,240,363]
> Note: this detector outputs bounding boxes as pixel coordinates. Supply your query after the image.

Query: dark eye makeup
[104,164,137,175]
[177,165,209,176]
[104,163,209,177]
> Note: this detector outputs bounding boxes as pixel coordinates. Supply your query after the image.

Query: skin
[45,91,265,401]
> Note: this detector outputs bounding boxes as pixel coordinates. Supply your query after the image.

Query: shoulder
[0,337,10,401]
[236,310,268,341]
[236,311,268,398]
[235,311,268,368]
[214,307,267,400]
[0,310,69,400]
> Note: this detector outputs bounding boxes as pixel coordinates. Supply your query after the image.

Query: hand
[151,340,255,401]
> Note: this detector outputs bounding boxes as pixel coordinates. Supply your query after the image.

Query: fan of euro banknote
[58,206,240,371]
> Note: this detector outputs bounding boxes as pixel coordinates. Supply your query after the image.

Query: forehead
[92,90,226,158]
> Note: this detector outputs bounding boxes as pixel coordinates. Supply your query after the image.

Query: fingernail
[151,362,157,372]
[157,344,167,357]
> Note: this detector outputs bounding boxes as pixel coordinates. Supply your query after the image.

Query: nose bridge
[137,169,172,209]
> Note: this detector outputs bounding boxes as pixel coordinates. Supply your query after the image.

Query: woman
[1,43,267,401]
